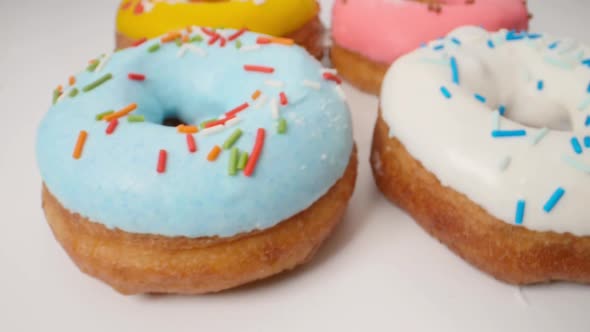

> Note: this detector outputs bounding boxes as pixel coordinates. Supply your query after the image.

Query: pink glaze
[332,0,529,64]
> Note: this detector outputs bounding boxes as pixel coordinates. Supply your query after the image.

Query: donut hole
[161,116,187,127]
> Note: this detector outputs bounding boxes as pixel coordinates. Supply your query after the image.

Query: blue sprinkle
[537,80,544,91]
[543,187,565,213]
[433,44,445,51]
[527,33,542,39]
[515,200,526,225]
[585,115,590,126]
[450,56,460,85]
[451,37,462,46]
[585,136,590,148]
[587,82,590,93]
[571,137,583,154]
[440,86,452,99]
[506,31,525,41]
[492,130,527,138]
[487,39,495,49]
[548,41,559,50]
[474,93,486,103]
[499,105,506,116]
[582,59,590,67]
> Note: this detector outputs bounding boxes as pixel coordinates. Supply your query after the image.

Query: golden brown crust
[42,149,357,295]
[115,16,325,59]
[330,43,389,96]
[370,114,590,284]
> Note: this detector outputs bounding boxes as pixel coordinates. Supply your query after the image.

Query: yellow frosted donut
[116,0,324,58]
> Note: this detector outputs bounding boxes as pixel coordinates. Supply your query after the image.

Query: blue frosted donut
[37,28,354,238]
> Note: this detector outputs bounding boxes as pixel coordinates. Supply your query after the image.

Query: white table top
[1,0,589,331]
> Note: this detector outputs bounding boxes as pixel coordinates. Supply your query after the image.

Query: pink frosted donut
[330,0,530,94]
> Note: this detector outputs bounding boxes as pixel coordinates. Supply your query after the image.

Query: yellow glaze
[117,0,319,40]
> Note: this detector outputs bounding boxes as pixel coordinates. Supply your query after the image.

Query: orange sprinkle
[251,90,262,100]
[68,76,76,86]
[103,103,138,122]
[207,145,222,162]
[186,26,193,33]
[56,85,63,93]
[72,130,88,160]
[182,34,189,43]
[161,32,182,43]
[177,125,199,134]
[271,37,295,46]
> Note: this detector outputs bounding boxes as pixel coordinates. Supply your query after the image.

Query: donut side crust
[115,15,325,60]
[330,43,389,96]
[42,149,357,295]
[370,114,590,284]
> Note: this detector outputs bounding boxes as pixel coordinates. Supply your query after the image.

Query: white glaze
[381,26,590,235]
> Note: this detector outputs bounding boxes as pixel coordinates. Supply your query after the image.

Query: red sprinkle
[243,65,275,74]
[228,28,247,41]
[279,92,288,106]
[121,1,132,10]
[244,128,266,177]
[132,37,147,47]
[201,27,217,37]
[208,34,220,46]
[133,1,144,14]
[256,37,272,44]
[226,102,249,117]
[157,149,167,173]
[219,37,227,47]
[204,115,236,129]
[128,73,146,81]
[323,72,342,84]
[106,119,119,135]
[186,134,197,153]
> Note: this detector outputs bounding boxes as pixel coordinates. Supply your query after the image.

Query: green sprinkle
[148,43,161,53]
[277,118,287,134]
[191,35,203,43]
[52,90,61,104]
[95,110,114,121]
[237,151,249,170]
[175,38,183,47]
[235,39,242,49]
[82,73,113,92]
[68,88,79,98]
[228,148,239,176]
[223,129,243,150]
[200,118,217,129]
[127,115,145,123]
[86,60,99,72]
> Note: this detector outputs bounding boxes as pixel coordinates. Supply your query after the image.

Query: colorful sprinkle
[440,86,452,99]
[251,90,262,100]
[277,118,287,134]
[585,136,590,148]
[279,92,288,105]
[487,39,495,48]
[228,28,247,41]
[571,137,583,154]
[474,93,486,103]
[530,128,550,145]
[157,149,167,173]
[82,73,113,92]
[191,35,203,43]
[226,102,249,117]
[132,37,147,47]
[586,116,590,127]
[323,72,342,84]
[186,134,197,153]
[237,151,249,170]
[95,110,114,121]
[223,129,243,150]
[543,187,565,213]
[87,60,99,72]
[147,43,161,53]
[562,155,590,174]
[68,88,79,98]
[450,37,461,46]
[228,147,239,176]
[177,125,199,134]
[68,76,76,86]
[105,119,119,135]
[128,73,146,81]
[103,103,137,122]
[515,200,526,225]
[72,130,88,160]
[52,89,61,104]
[492,130,527,138]
[127,114,144,122]
[498,105,506,116]
[548,41,559,50]
[244,65,275,74]
[537,80,544,91]
[450,56,459,85]
[244,128,265,177]
[207,145,222,161]
[582,58,590,67]
[302,80,321,90]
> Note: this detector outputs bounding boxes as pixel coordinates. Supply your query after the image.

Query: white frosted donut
[381,26,590,235]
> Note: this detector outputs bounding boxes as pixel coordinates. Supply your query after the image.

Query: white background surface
[1,0,590,331]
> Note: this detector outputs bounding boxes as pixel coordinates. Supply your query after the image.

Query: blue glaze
[36,29,353,238]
